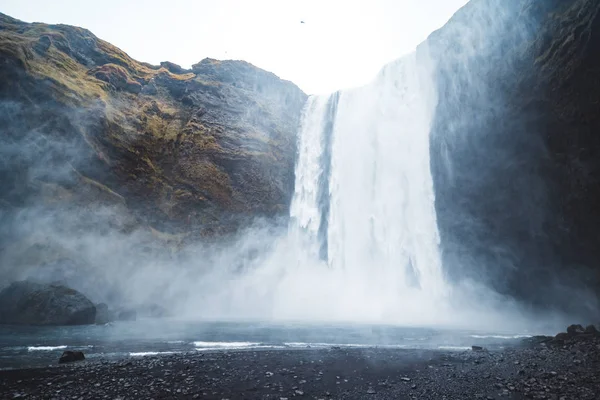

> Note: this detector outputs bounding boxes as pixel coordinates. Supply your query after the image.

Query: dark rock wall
[427,0,600,316]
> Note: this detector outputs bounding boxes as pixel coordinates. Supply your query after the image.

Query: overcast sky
[2,0,468,94]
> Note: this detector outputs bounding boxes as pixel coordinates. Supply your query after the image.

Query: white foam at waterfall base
[259,49,452,325]
[177,47,538,332]
[180,48,460,327]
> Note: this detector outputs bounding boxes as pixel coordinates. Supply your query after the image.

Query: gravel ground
[1,329,599,399]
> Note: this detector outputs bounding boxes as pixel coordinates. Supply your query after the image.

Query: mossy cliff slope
[0,12,307,235]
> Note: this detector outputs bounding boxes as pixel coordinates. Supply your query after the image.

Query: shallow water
[0,319,534,369]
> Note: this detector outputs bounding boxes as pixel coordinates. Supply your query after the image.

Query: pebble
[1,332,599,400]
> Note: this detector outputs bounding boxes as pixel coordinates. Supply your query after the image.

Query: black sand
[2,334,599,399]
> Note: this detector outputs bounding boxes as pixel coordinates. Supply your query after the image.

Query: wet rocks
[58,351,85,364]
[555,332,569,341]
[1,339,600,400]
[0,281,96,326]
[585,325,598,334]
[549,324,600,346]
[567,324,586,335]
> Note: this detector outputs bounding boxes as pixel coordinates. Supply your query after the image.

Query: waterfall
[290,50,445,297]
[290,93,339,260]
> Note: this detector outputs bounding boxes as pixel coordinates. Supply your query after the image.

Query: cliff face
[427,0,600,315]
[0,13,306,236]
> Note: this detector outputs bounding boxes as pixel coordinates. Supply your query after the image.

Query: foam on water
[469,334,532,339]
[437,346,472,351]
[192,341,261,348]
[283,342,411,349]
[130,351,177,357]
[0,320,538,369]
[27,345,67,351]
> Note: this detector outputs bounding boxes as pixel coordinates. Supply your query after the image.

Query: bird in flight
[300,20,305,24]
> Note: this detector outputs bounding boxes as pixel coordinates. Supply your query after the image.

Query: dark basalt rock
[427,0,600,317]
[59,351,85,364]
[567,324,586,335]
[0,281,96,326]
[584,324,598,334]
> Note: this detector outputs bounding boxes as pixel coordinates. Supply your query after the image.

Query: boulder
[0,281,96,326]
[567,324,585,335]
[584,325,598,335]
[59,351,85,364]
[159,61,190,74]
[554,332,569,341]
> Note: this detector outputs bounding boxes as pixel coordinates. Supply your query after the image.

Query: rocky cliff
[427,0,600,316]
[0,12,306,238]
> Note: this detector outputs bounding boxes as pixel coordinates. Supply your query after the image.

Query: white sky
[2,0,468,94]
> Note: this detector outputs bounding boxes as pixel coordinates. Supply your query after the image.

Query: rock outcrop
[0,12,306,238]
[0,281,96,325]
[426,0,600,316]
[59,351,85,363]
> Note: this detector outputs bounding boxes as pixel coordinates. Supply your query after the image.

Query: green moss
[0,11,306,234]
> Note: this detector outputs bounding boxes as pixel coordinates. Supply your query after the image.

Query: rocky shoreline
[1,327,599,399]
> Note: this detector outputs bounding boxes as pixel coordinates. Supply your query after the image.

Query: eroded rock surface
[0,281,96,325]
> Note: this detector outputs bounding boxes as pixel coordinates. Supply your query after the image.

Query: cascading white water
[180,49,459,325]
[182,48,477,325]
[179,47,537,329]
[289,95,333,257]
[291,50,445,301]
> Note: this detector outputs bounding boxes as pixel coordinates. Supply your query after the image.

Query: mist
[1,0,594,344]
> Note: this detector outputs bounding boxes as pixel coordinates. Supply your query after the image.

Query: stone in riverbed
[0,281,96,325]
[59,351,85,363]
